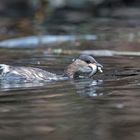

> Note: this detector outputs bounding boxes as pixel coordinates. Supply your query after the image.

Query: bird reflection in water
[74,79,103,97]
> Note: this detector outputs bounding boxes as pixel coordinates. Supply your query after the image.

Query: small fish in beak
[96,63,103,73]
[98,66,103,73]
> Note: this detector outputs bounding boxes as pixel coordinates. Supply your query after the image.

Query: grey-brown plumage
[0,65,56,82]
[64,59,91,78]
[64,55,103,78]
[0,55,103,82]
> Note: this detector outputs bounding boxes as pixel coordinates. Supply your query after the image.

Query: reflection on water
[0,48,140,140]
[75,79,103,97]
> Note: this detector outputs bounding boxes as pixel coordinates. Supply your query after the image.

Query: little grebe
[0,55,103,82]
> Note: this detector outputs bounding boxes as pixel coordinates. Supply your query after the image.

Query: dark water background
[0,29,140,140]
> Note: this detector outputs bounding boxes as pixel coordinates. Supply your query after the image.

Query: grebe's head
[64,54,103,79]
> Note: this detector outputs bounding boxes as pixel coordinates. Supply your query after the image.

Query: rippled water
[0,46,139,140]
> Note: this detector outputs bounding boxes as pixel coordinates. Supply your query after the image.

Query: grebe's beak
[88,63,103,77]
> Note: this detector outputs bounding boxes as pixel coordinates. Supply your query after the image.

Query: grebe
[0,55,103,82]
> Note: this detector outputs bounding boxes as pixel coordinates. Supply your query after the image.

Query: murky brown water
[0,45,139,140]
[0,17,140,140]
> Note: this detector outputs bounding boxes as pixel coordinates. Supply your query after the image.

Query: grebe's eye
[85,60,91,64]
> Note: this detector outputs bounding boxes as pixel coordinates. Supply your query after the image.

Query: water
[0,16,140,140]
[0,46,139,140]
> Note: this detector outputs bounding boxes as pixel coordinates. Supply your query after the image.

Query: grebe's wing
[0,64,56,82]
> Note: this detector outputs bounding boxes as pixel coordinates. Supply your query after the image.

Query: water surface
[0,16,140,140]
[0,47,140,140]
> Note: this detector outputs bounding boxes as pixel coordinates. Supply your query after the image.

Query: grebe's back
[0,64,56,82]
